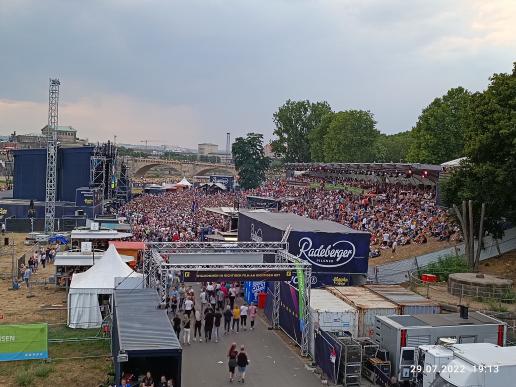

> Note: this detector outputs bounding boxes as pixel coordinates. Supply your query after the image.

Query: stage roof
[239,210,369,234]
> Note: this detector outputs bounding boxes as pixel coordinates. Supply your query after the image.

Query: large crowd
[118,177,459,256]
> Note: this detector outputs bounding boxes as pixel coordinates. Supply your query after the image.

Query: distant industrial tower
[226,132,231,165]
[44,78,60,234]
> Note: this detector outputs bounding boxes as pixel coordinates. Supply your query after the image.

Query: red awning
[109,241,145,250]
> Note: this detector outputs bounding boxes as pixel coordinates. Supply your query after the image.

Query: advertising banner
[0,323,48,362]
[288,231,369,274]
[244,281,267,304]
[181,270,293,282]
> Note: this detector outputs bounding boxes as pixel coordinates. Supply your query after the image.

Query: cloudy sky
[0,0,514,148]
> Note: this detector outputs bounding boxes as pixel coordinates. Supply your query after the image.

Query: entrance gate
[143,241,312,356]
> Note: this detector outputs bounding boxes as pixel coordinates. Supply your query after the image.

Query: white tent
[177,177,192,187]
[67,245,143,329]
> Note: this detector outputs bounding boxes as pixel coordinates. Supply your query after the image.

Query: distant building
[41,125,77,143]
[264,143,276,158]
[198,143,218,156]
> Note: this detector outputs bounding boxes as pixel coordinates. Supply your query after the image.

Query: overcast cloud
[0,0,514,148]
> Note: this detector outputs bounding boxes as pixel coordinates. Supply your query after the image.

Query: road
[181,312,323,387]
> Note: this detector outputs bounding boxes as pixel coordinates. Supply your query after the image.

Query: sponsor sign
[181,270,293,282]
[0,324,48,362]
[289,231,369,274]
[246,196,280,210]
[290,273,351,287]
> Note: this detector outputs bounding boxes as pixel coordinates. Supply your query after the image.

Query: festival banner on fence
[0,323,48,362]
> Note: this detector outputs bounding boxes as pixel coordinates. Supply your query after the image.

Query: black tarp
[314,329,343,385]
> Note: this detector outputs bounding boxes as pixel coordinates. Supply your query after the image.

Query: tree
[323,110,379,162]
[308,112,334,162]
[271,100,332,162]
[373,131,414,163]
[232,133,270,189]
[443,63,516,239]
[407,87,471,164]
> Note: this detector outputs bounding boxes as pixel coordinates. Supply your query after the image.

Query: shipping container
[364,284,441,315]
[309,289,358,358]
[328,286,399,338]
[375,312,507,383]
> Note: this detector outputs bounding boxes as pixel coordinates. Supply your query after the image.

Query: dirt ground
[0,233,110,386]
[413,250,516,314]
[369,239,456,265]
[479,249,516,283]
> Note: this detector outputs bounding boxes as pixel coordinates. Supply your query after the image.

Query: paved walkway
[181,312,323,387]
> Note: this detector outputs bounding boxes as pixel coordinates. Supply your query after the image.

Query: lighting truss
[143,242,312,356]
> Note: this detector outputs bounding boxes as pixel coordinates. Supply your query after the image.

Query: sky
[0,0,515,149]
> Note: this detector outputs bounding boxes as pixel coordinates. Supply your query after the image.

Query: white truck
[417,343,516,387]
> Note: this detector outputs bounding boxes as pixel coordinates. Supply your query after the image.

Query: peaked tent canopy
[68,245,143,329]
[177,177,192,187]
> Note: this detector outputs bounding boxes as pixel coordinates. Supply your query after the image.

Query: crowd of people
[167,281,257,346]
[119,176,458,257]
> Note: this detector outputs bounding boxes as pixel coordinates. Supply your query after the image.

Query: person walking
[193,308,203,342]
[217,287,225,310]
[184,296,194,317]
[248,303,257,331]
[240,304,248,331]
[213,308,222,343]
[204,307,214,342]
[231,305,241,333]
[228,285,237,310]
[237,345,249,383]
[172,314,181,338]
[199,288,207,313]
[227,343,238,383]
[182,314,191,345]
[223,305,232,335]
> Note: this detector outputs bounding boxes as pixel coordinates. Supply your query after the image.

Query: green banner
[0,323,48,362]
[295,261,305,322]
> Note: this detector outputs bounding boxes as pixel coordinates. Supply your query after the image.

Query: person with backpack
[227,342,238,383]
[204,307,214,342]
[193,308,203,342]
[182,314,191,345]
[237,345,249,383]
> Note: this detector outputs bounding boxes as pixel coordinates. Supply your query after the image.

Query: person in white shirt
[184,298,194,317]
[200,290,207,313]
[240,304,249,330]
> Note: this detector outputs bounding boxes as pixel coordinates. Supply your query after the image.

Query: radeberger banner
[0,323,48,361]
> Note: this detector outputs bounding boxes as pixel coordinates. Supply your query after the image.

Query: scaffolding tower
[44,78,60,234]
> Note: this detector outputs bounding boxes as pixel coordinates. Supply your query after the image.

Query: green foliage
[374,131,414,163]
[418,255,470,282]
[232,133,270,189]
[271,99,332,162]
[15,370,34,387]
[442,64,516,238]
[323,110,380,162]
[407,87,471,164]
[308,112,334,161]
[486,299,509,312]
[34,364,54,378]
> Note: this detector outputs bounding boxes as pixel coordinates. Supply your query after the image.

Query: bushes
[419,255,470,281]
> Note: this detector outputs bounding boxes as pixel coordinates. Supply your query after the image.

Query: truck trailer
[374,312,506,383]
[418,343,516,387]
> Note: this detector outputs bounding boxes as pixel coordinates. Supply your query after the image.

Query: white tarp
[67,245,143,329]
[177,177,192,187]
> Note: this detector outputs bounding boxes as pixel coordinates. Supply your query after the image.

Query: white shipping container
[328,286,400,338]
[309,289,358,358]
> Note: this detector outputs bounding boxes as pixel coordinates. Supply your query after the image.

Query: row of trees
[270,87,473,165]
